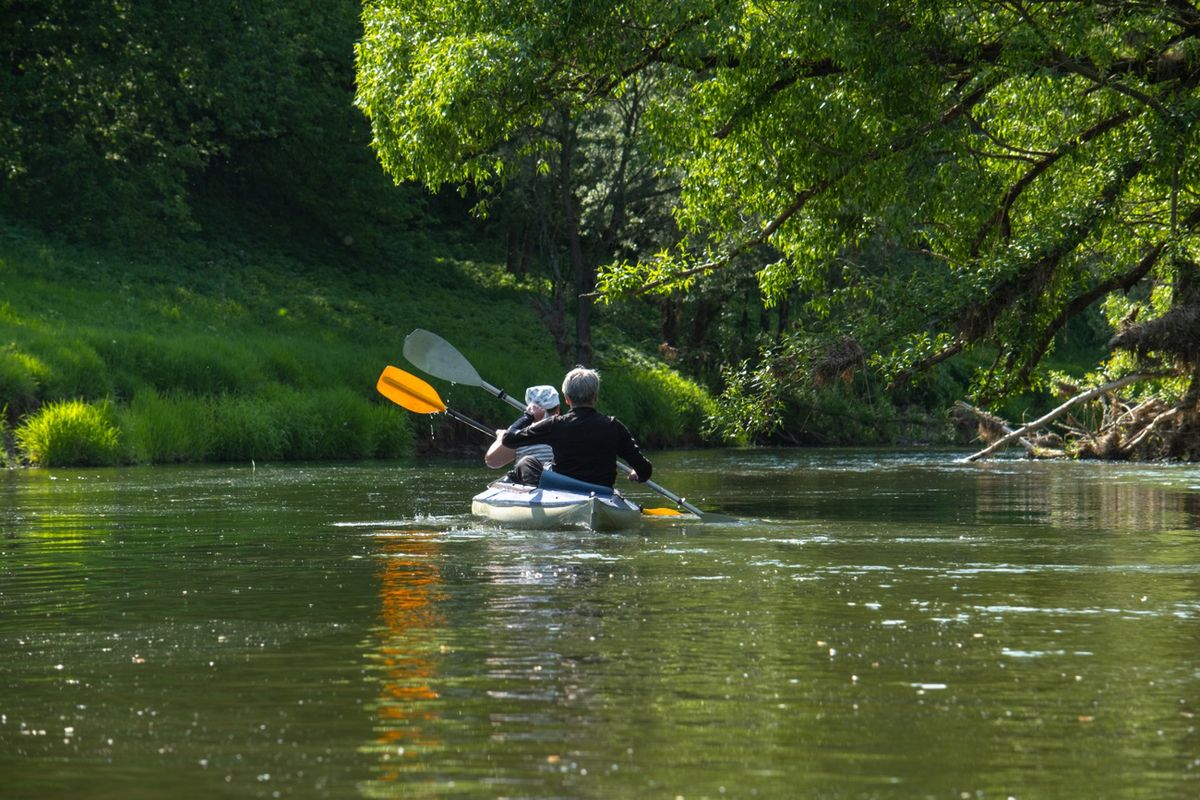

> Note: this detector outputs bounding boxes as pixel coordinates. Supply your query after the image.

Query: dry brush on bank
[956,375,1200,462]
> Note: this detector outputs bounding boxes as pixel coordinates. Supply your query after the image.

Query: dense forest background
[3,1,1198,466]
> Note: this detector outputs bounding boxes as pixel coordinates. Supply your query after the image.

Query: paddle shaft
[476,377,707,517]
[446,407,493,438]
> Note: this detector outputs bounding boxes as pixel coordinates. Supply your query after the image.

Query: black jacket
[502,406,652,487]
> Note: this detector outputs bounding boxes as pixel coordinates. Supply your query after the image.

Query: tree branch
[1015,204,1200,384]
[954,401,1036,453]
[891,157,1146,388]
[713,59,841,139]
[970,109,1133,255]
[605,74,1001,297]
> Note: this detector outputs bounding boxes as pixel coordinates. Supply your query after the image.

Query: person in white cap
[484,384,560,474]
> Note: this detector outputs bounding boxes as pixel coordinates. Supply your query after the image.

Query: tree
[356,1,681,364]
[1,0,423,247]
[359,0,1200,450]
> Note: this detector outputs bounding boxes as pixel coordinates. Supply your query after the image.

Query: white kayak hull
[471,481,644,531]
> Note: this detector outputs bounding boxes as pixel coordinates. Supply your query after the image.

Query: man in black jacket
[496,366,652,488]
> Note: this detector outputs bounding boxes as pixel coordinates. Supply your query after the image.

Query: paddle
[377,366,689,519]
[377,365,495,437]
[402,329,728,521]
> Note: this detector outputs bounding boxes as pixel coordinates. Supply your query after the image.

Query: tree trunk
[532,292,572,367]
[660,296,680,347]
[558,118,593,366]
[505,225,530,278]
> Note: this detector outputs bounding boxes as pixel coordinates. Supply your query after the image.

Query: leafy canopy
[358,1,1200,403]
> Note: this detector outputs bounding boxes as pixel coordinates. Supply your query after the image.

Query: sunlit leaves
[359,0,1200,416]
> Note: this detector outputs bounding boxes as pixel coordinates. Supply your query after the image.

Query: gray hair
[562,366,600,406]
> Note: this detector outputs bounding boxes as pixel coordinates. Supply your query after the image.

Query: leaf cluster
[358,0,1200,440]
[1,0,426,247]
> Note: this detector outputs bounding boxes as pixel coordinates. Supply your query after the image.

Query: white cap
[525,385,560,409]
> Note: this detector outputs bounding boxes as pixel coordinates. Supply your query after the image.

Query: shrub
[15,399,123,466]
[601,355,719,447]
[121,388,212,463]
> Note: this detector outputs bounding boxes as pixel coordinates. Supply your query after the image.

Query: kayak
[471,470,645,531]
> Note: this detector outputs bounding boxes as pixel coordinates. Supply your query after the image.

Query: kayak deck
[471,480,645,531]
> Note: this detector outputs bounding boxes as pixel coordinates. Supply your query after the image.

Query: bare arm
[485,429,516,469]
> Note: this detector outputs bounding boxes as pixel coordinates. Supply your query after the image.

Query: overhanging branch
[970,109,1133,255]
[597,73,1001,298]
[1016,203,1200,384]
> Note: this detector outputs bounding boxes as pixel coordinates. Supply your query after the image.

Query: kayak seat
[538,468,614,497]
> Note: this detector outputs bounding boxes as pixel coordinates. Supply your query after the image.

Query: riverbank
[0,218,716,467]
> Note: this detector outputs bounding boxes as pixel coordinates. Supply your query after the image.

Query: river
[2,450,1198,798]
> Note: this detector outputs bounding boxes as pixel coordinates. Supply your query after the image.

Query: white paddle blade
[403,328,483,385]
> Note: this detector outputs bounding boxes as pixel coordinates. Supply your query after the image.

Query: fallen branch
[953,401,1035,453]
[1120,405,1183,455]
[962,373,1155,461]
[1109,396,1161,429]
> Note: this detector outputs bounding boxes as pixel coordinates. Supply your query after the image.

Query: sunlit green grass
[15,399,122,467]
[1,218,719,466]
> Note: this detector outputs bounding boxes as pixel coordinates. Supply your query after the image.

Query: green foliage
[358,3,686,363]
[16,399,122,467]
[121,389,212,464]
[707,359,786,445]
[599,349,720,447]
[1,2,735,464]
[1,0,427,247]
[362,0,1200,418]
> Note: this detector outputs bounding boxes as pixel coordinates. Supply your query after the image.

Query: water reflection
[972,463,1200,531]
[361,530,446,795]
[3,457,1199,799]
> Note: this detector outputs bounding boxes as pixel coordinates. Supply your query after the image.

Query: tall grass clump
[15,399,122,466]
[121,388,213,463]
[367,401,414,459]
[272,387,414,460]
[205,394,289,462]
[200,388,414,463]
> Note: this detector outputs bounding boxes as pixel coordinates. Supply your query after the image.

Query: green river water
[2,450,1198,799]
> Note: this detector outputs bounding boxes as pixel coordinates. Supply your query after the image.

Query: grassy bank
[0,218,716,467]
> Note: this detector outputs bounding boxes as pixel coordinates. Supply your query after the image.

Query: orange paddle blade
[376,366,446,414]
[641,506,688,517]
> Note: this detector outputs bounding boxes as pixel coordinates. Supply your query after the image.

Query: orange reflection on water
[367,530,447,785]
